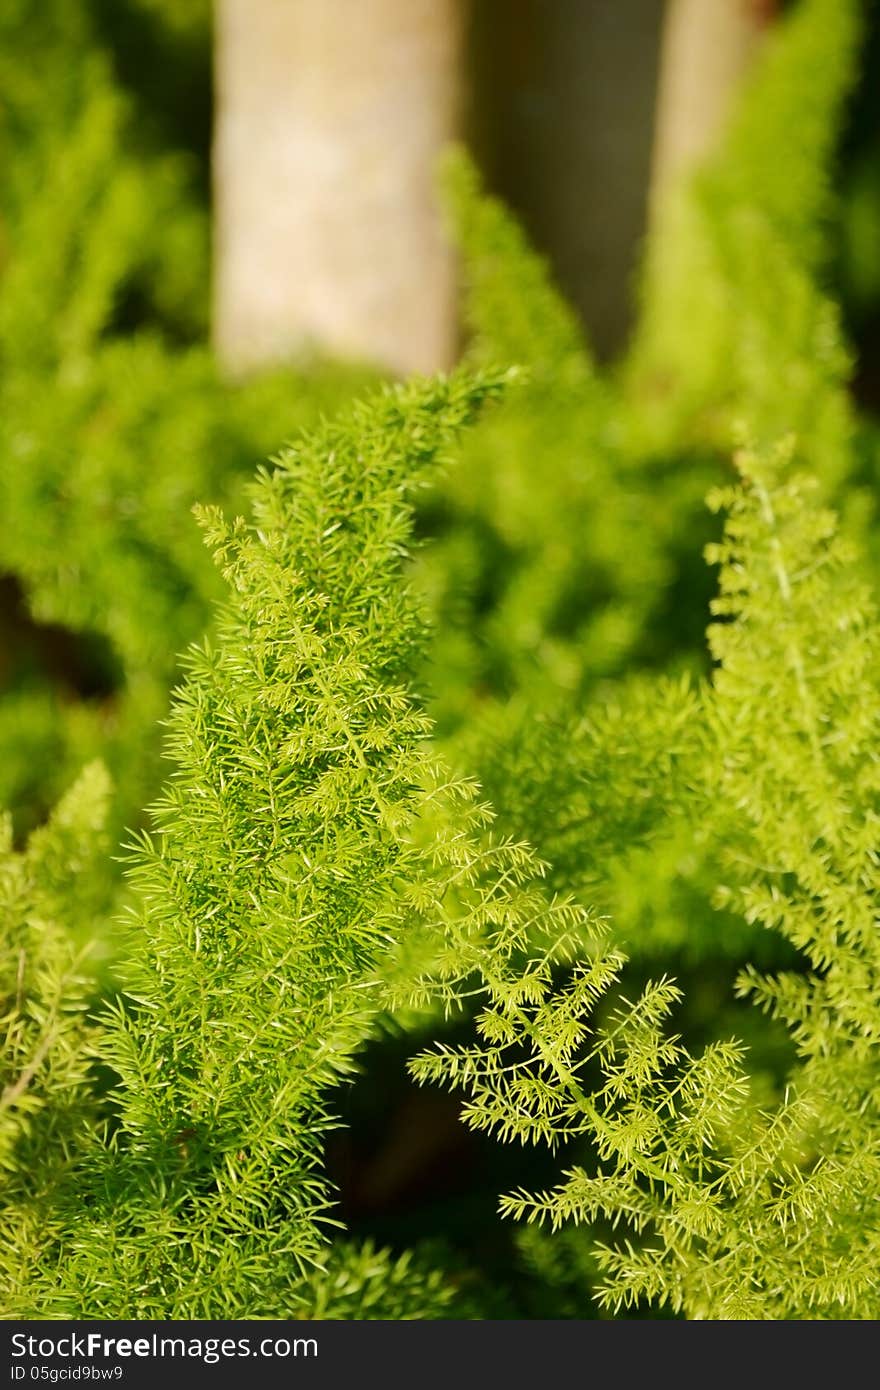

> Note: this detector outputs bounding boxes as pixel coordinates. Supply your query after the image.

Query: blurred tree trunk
[213,0,461,377]
[650,0,778,214]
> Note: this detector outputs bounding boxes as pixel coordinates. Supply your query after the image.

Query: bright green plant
[421,0,865,747]
[0,763,112,1297]
[2,0,879,1325]
[419,152,712,732]
[0,372,508,1317]
[422,0,868,978]
[626,0,862,493]
[0,0,372,846]
[410,441,880,1319]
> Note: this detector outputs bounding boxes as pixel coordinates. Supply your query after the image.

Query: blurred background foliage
[0,0,374,852]
[2,0,879,1316]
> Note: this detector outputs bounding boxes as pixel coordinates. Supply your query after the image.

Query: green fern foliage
[413,444,880,1319]
[3,373,505,1318]
[0,0,374,842]
[441,675,747,964]
[0,762,110,1158]
[2,0,879,1327]
[441,148,597,391]
[298,1241,461,1320]
[0,763,111,1311]
[627,0,862,495]
[421,152,712,735]
[421,0,867,983]
[0,332,369,838]
[0,0,208,357]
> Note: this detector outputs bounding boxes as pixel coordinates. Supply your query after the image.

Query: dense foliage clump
[2,0,880,1319]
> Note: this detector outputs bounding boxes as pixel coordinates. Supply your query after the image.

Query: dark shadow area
[836,0,880,411]
[87,0,213,193]
[324,1018,589,1317]
[0,574,123,700]
[466,0,666,360]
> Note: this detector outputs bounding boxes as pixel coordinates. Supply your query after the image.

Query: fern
[421,152,712,736]
[626,0,862,496]
[0,0,373,842]
[0,764,111,1314]
[297,1240,462,1320]
[0,0,208,357]
[3,372,507,1318]
[423,0,864,737]
[422,0,867,982]
[2,0,879,1326]
[413,442,880,1319]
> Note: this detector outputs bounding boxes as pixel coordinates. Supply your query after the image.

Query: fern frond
[6,371,505,1318]
[0,763,111,1315]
